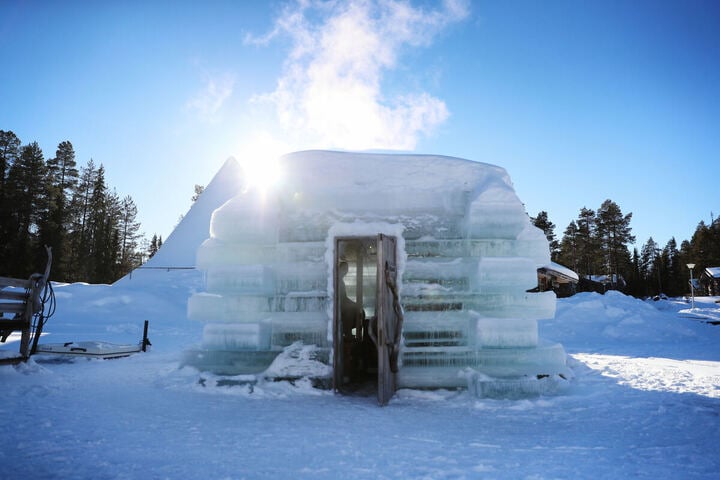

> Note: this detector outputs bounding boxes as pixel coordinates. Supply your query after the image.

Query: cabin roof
[704,267,720,279]
[539,262,579,282]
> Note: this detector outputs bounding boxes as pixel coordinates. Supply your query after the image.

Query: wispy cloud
[247,0,469,150]
[186,73,236,122]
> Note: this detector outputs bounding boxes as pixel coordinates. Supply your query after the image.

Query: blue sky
[1,0,719,255]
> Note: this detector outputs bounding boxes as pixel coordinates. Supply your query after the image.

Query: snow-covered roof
[540,262,579,282]
[146,150,533,269]
[588,274,626,285]
[704,267,720,278]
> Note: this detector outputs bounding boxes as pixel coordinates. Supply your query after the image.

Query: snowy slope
[1,282,719,479]
[144,157,243,268]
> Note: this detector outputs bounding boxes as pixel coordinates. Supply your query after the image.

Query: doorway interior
[333,235,399,405]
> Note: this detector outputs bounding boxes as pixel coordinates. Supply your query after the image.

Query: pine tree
[679,238,696,295]
[576,207,599,278]
[0,132,145,283]
[0,130,21,272]
[661,238,682,296]
[626,247,643,297]
[191,184,205,203]
[105,191,122,281]
[596,199,635,280]
[5,142,47,276]
[117,195,142,276]
[87,164,116,283]
[0,130,20,192]
[39,141,79,280]
[148,234,159,258]
[640,237,661,296]
[557,221,580,273]
[67,159,97,281]
[683,218,720,289]
[531,211,559,261]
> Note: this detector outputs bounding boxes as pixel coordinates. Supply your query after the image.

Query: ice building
[185,150,570,404]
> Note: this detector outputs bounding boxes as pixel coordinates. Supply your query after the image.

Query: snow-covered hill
[2,280,719,479]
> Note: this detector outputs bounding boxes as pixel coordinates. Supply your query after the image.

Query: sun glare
[236,134,288,195]
[241,155,282,192]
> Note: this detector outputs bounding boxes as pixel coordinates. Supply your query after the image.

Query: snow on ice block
[458,291,556,320]
[477,317,538,347]
[290,188,460,217]
[465,186,528,239]
[269,315,328,348]
[466,372,570,399]
[476,341,568,369]
[396,366,470,388]
[202,322,271,350]
[476,257,539,293]
[196,239,278,268]
[397,342,570,389]
[188,292,272,322]
[402,311,476,347]
[188,293,327,322]
[404,257,477,283]
[515,224,552,265]
[272,262,327,292]
[182,350,280,375]
[205,266,276,294]
[209,193,279,243]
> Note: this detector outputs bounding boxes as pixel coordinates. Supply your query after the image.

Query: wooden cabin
[537,262,579,298]
[700,267,720,296]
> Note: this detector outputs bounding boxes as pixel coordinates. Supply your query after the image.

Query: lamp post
[687,263,696,309]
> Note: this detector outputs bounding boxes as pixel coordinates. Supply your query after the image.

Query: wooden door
[332,238,344,392]
[376,234,399,406]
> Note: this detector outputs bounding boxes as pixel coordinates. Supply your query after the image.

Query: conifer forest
[0,130,153,283]
[1,128,717,294]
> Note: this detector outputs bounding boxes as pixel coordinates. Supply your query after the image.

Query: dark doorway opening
[333,235,399,405]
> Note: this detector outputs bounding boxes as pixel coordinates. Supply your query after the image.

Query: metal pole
[690,268,695,309]
[687,263,696,310]
[142,320,150,352]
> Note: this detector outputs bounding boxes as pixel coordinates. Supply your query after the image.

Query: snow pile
[263,341,332,379]
[546,291,720,400]
[677,296,720,324]
[545,290,697,349]
[16,270,205,353]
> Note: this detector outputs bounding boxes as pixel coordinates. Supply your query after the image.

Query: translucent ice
[186,150,569,389]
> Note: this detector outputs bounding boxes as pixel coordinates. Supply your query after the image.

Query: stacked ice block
[186,150,570,388]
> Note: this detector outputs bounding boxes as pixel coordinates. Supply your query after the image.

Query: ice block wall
[186,150,569,385]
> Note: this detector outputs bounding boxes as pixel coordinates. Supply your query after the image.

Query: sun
[240,155,282,192]
[235,133,288,195]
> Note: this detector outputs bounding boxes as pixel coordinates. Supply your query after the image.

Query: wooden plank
[376,234,398,406]
[0,276,31,289]
[0,290,29,302]
[0,302,27,314]
[0,356,25,366]
[0,318,29,330]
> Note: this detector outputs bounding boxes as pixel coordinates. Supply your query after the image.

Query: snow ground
[2,273,719,479]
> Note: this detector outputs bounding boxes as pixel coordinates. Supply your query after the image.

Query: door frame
[332,235,399,405]
[376,233,398,406]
